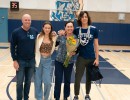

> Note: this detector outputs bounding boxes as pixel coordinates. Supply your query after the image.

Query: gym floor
[0,43,130,100]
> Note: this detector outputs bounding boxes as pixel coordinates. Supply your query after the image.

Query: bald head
[22,14,31,21]
[21,14,31,31]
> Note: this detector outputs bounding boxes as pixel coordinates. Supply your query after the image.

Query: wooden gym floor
[0,43,130,100]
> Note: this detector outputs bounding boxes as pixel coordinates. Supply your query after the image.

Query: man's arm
[10,31,17,61]
[10,31,19,71]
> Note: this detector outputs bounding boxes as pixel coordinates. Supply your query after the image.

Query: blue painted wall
[0,8,8,42]
[8,19,130,45]
[93,23,130,45]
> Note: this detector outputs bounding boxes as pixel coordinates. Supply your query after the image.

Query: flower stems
[63,55,71,67]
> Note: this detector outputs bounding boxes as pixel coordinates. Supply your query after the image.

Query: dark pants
[54,60,73,99]
[16,58,35,100]
[74,56,94,95]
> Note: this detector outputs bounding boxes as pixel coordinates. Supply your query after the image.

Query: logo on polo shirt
[29,35,34,39]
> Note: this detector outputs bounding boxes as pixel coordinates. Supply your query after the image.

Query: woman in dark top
[73,11,99,100]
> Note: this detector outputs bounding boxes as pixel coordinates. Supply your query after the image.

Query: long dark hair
[39,21,53,41]
[77,11,92,27]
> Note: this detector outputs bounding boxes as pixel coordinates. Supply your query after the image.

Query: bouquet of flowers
[63,36,79,67]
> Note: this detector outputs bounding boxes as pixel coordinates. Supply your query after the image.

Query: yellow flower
[68,37,73,40]
[67,36,76,45]
[72,40,76,45]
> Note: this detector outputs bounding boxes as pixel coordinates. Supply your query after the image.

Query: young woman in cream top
[34,21,57,100]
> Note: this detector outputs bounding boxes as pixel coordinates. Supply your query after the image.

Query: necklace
[79,26,91,46]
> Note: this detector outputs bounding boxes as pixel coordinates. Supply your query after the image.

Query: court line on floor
[99,67,130,70]
[93,81,106,100]
[6,67,56,100]
[6,76,14,100]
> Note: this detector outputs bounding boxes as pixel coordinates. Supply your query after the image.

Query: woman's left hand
[93,59,99,66]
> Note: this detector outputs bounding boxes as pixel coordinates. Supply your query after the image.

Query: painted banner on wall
[50,0,84,21]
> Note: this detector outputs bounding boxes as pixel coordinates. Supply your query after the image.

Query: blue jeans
[16,58,35,100]
[54,60,73,99]
[34,56,53,100]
